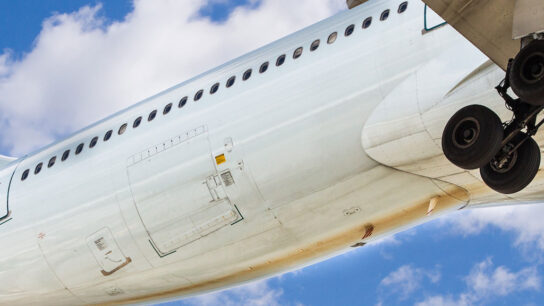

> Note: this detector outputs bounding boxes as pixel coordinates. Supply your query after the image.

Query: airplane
[0,0,543,304]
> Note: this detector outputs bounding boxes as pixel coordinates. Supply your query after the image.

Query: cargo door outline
[127,126,239,255]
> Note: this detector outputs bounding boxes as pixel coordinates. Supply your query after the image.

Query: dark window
[398,2,408,13]
[276,54,286,66]
[260,62,269,73]
[21,169,29,181]
[163,103,173,114]
[48,156,56,168]
[293,47,303,59]
[210,83,219,94]
[179,96,188,108]
[381,9,390,21]
[118,123,127,135]
[345,24,355,36]
[76,143,84,154]
[104,130,113,141]
[133,116,142,128]
[35,162,43,175]
[194,89,203,101]
[89,136,98,148]
[243,69,252,81]
[310,39,320,51]
[226,76,236,88]
[363,17,372,29]
[328,32,338,44]
[148,110,157,121]
[61,150,70,161]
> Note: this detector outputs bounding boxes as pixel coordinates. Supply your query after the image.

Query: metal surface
[346,0,369,9]
[513,0,544,39]
[423,0,519,70]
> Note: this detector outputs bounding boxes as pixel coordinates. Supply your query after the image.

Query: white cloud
[466,258,540,296]
[416,258,541,306]
[447,204,544,254]
[0,0,343,155]
[380,265,441,300]
[0,51,13,77]
[178,279,287,306]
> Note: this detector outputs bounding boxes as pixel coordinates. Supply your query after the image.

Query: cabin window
[21,169,29,181]
[260,62,269,73]
[243,69,252,81]
[363,17,372,29]
[226,76,236,88]
[328,32,337,44]
[35,162,43,174]
[148,110,157,121]
[104,130,112,141]
[48,156,56,168]
[118,123,127,135]
[310,39,320,51]
[345,24,355,36]
[179,96,188,108]
[89,136,98,148]
[380,9,390,21]
[76,143,84,154]
[398,2,408,13]
[133,116,142,128]
[163,103,173,114]
[276,54,286,66]
[210,83,219,94]
[61,150,70,161]
[194,89,203,101]
[293,47,303,59]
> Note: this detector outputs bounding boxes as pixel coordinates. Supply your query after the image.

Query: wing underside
[422,0,544,71]
[422,0,518,71]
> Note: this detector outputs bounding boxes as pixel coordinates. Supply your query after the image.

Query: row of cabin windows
[19,1,409,182]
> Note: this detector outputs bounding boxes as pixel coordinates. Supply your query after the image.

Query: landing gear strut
[442,40,544,194]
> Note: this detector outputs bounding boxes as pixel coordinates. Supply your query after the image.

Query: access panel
[127,126,239,255]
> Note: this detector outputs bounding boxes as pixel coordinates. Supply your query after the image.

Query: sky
[1,0,544,305]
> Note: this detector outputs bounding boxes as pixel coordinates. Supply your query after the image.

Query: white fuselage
[0,1,541,305]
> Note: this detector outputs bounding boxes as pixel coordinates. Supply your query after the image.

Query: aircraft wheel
[510,40,544,105]
[480,135,541,194]
[442,105,503,170]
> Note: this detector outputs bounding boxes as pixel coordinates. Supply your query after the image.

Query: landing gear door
[127,126,239,255]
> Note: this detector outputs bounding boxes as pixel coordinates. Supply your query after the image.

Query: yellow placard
[215,154,226,165]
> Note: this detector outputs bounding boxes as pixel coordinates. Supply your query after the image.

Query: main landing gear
[442,39,544,194]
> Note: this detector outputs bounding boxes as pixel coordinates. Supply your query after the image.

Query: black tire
[510,40,544,106]
[442,104,504,169]
[480,135,541,194]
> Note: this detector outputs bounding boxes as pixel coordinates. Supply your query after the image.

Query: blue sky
[1,1,544,305]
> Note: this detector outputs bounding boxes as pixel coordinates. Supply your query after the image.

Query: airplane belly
[109,166,468,305]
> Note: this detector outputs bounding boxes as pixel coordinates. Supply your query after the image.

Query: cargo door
[127,126,239,255]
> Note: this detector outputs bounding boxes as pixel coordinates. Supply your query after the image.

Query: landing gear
[442,105,503,170]
[510,40,544,106]
[442,40,544,194]
[480,134,540,194]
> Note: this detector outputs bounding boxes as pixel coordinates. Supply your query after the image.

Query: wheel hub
[452,117,480,149]
[521,52,544,84]
[490,146,518,173]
